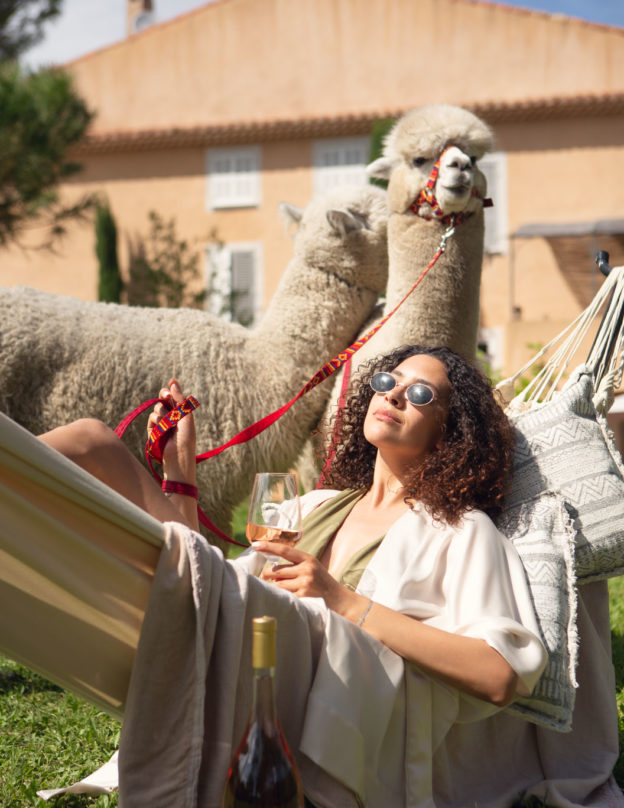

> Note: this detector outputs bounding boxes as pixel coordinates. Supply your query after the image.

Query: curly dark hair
[322,345,515,524]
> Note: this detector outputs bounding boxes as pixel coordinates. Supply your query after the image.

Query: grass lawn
[2,570,624,805]
[0,655,120,806]
[609,575,624,785]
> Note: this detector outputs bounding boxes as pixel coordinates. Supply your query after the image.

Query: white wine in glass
[246,473,302,562]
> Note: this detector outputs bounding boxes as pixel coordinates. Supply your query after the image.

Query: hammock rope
[498,264,624,414]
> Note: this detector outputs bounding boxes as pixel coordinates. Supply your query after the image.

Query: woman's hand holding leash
[147,379,199,530]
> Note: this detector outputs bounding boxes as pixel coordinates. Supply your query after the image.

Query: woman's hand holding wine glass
[249,475,358,616]
[247,473,302,564]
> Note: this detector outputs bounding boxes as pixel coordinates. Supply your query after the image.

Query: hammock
[1,263,623,720]
[0,415,163,718]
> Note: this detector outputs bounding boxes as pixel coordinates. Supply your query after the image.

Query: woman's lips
[374,408,401,424]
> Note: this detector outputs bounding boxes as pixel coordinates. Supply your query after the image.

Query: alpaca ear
[279,201,304,225]
[366,156,394,180]
[326,208,366,235]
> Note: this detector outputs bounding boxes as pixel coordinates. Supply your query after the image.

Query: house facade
[4,0,624,375]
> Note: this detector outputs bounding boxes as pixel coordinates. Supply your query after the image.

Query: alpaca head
[280,185,388,295]
[367,105,493,217]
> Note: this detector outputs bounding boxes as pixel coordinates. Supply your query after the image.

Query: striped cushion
[494,365,624,728]
[498,494,577,731]
[507,365,624,583]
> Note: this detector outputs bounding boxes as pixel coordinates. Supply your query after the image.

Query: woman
[253,344,546,709]
[39,343,546,710]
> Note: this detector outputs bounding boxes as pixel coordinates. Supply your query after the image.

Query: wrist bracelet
[357,599,374,628]
[162,480,199,500]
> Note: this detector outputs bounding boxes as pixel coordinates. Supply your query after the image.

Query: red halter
[409,146,493,225]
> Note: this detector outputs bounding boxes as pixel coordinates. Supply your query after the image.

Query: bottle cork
[252,615,276,669]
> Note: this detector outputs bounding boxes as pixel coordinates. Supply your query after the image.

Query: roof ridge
[63,0,624,68]
[454,0,624,33]
[73,92,624,153]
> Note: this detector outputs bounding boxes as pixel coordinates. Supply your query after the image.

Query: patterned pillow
[507,365,624,583]
[498,494,577,731]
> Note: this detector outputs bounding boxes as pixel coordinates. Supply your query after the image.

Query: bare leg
[38,418,195,528]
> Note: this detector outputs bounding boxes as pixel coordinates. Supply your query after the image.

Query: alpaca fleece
[0,185,388,543]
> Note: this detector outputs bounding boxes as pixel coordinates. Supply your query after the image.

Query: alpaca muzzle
[409,146,493,225]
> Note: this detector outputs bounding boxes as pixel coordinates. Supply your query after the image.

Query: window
[312,136,370,196]
[478,151,508,255]
[205,241,263,326]
[478,326,504,375]
[206,146,261,209]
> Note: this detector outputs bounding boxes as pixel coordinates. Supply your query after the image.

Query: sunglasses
[370,372,437,407]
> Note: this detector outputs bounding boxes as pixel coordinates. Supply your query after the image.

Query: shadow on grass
[44,796,117,807]
[0,665,62,695]
[612,630,624,691]
[611,629,624,787]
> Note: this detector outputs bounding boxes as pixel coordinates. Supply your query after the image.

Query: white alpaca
[0,185,388,540]
[363,103,493,362]
[297,105,494,486]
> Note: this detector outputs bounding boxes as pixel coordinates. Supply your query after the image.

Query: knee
[68,418,117,456]
[74,417,115,438]
[42,418,118,469]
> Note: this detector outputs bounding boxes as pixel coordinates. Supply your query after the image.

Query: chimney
[127,0,155,36]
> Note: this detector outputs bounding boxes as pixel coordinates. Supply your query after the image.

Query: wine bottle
[221,616,304,808]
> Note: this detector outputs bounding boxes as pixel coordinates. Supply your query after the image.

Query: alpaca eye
[413,157,427,167]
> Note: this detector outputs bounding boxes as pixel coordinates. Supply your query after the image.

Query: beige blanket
[118,522,409,808]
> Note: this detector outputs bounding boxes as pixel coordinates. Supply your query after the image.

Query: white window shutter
[205,244,232,318]
[206,146,261,209]
[313,137,370,196]
[230,249,256,326]
[479,152,508,255]
[205,242,262,326]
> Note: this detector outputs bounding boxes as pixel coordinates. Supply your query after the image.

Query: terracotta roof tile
[71,92,624,154]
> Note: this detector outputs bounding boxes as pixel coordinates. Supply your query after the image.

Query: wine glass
[247,473,302,564]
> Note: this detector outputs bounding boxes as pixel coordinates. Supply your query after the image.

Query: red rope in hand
[116,395,247,546]
[115,222,458,545]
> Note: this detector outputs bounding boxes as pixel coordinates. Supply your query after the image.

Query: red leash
[114,227,453,545]
[316,354,352,488]
[115,150,494,544]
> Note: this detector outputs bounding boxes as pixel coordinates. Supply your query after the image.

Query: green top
[298,488,384,591]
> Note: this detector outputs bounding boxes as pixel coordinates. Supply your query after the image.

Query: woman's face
[363,353,451,463]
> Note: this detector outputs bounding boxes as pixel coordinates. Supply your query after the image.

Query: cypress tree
[95,202,123,303]
[368,116,396,189]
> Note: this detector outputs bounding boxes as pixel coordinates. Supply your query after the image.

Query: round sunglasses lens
[370,372,396,393]
[406,384,434,406]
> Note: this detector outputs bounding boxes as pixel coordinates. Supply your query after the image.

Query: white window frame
[479,151,508,255]
[205,240,263,326]
[312,136,370,196]
[205,145,262,210]
[478,326,505,375]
